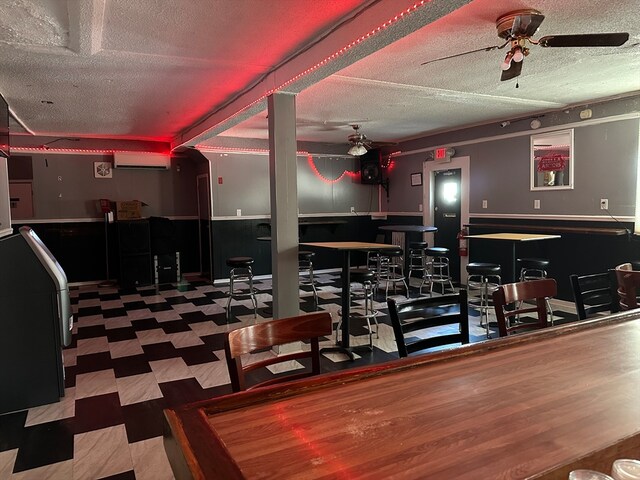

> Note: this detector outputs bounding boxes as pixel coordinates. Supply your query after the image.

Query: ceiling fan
[347,124,396,156]
[421,9,629,81]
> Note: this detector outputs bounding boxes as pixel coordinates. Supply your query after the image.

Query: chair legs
[467,274,501,338]
[335,280,378,348]
[519,268,554,325]
[299,261,319,306]
[225,266,257,320]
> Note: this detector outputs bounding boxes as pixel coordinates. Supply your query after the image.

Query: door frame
[423,156,470,283]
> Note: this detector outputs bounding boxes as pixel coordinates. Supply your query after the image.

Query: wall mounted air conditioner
[113,152,171,170]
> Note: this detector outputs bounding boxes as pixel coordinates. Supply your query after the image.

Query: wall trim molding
[12,215,199,224]
[211,212,384,221]
[470,213,634,222]
[396,111,640,158]
[382,212,423,217]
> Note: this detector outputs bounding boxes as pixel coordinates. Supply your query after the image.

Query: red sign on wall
[537,154,567,172]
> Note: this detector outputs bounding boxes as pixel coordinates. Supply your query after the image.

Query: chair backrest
[387,290,469,357]
[224,312,333,392]
[614,263,640,310]
[492,279,557,337]
[569,270,620,320]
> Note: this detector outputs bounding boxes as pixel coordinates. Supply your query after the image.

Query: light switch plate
[482,200,488,209]
[534,199,541,209]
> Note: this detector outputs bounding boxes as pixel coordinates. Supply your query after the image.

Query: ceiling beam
[67,0,106,55]
[172,0,473,151]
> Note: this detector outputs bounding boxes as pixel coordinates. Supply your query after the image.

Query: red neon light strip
[307,155,358,184]
[196,148,359,184]
[189,1,429,144]
[11,146,170,155]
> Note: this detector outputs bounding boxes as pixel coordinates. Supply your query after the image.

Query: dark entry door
[433,168,461,282]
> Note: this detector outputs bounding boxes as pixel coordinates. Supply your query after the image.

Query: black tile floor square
[0,273,580,478]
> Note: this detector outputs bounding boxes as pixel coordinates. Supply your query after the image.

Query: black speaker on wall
[360,149,382,184]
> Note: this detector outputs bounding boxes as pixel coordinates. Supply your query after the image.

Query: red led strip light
[189,1,429,144]
[307,155,358,184]
[10,146,170,155]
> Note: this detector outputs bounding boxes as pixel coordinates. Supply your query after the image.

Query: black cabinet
[118,220,152,288]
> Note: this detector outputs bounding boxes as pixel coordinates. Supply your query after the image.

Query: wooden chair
[569,271,619,320]
[387,289,469,357]
[614,263,640,310]
[224,312,332,392]
[492,279,557,337]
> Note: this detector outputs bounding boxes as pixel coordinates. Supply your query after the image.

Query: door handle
[443,213,457,218]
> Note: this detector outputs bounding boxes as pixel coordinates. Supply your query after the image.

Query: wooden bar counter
[163,312,640,479]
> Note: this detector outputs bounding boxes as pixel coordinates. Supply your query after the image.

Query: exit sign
[435,148,448,160]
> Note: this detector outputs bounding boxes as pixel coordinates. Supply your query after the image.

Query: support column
[268,92,299,319]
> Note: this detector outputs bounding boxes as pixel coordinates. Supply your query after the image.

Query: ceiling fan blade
[500,59,523,81]
[421,41,508,66]
[538,32,629,48]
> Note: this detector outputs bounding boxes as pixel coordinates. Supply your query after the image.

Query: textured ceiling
[0,0,638,148]
[217,0,640,146]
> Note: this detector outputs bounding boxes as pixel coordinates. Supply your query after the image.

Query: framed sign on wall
[411,172,423,186]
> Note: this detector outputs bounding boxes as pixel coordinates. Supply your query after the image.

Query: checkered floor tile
[0,273,579,479]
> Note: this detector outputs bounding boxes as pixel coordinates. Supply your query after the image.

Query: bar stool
[298,250,319,306]
[407,241,429,293]
[518,257,554,324]
[425,247,455,295]
[376,246,409,299]
[336,268,379,348]
[466,262,501,338]
[225,256,257,320]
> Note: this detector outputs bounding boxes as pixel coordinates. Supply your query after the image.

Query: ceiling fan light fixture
[348,144,367,156]
[501,51,514,70]
[512,47,525,62]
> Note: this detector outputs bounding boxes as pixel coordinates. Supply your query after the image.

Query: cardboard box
[116,200,143,220]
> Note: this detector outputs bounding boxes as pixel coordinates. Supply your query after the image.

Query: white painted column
[268,92,299,319]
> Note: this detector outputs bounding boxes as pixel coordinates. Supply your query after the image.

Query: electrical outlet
[236,209,242,216]
[534,199,541,209]
[482,200,488,209]
[350,206,355,214]
[600,198,608,210]
[418,203,423,212]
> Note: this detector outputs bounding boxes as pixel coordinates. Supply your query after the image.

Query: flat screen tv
[0,94,8,158]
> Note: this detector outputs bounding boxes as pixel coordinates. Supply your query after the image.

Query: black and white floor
[0,272,579,479]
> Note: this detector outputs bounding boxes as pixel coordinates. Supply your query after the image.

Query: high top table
[164,311,640,479]
[465,232,561,283]
[300,242,398,360]
[378,224,437,272]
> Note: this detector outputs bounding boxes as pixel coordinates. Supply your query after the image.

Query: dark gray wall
[389,95,640,218]
[201,152,379,217]
[384,156,423,213]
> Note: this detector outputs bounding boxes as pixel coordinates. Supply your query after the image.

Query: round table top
[378,225,437,233]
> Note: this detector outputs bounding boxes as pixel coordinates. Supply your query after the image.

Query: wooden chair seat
[224,312,332,392]
[387,290,469,357]
[493,279,557,337]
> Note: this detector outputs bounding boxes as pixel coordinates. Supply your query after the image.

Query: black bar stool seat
[517,258,550,271]
[226,256,254,268]
[467,262,501,276]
